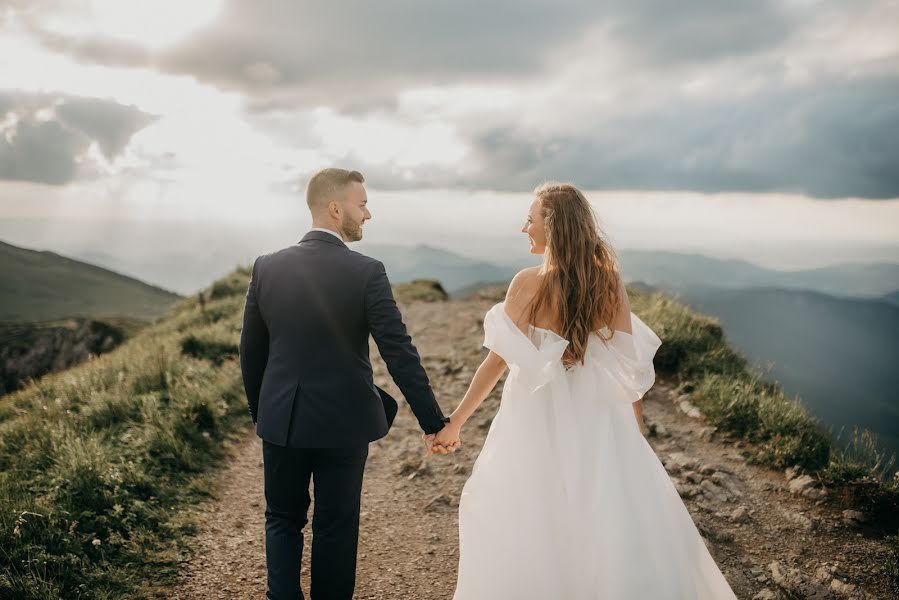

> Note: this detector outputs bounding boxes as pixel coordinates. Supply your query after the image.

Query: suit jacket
[239,230,447,447]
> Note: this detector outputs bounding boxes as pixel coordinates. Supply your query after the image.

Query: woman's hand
[426,419,462,457]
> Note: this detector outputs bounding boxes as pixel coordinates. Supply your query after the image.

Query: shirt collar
[309,227,345,242]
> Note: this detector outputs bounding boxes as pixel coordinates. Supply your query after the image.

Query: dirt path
[165,299,893,600]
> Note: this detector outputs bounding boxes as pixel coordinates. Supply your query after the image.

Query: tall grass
[0,267,252,599]
[631,289,899,529]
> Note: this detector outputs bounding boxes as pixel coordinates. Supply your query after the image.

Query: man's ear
[328,199,341,219]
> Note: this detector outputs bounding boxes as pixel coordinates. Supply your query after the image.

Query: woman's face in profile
[522,197,547,254]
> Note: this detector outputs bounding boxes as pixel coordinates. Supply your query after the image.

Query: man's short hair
[306,168,365,212]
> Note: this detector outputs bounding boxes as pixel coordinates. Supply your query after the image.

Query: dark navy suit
[239,229,447,599]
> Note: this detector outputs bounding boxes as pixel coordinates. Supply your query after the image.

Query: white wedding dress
[452,302,738,600]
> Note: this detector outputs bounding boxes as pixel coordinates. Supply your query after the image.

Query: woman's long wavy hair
[528,182,623,368]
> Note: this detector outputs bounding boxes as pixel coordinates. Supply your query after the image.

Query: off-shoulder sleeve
[482,302,569,392]
[598,312,662,401]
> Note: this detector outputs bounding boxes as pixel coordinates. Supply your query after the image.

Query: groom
[239,167,453,600]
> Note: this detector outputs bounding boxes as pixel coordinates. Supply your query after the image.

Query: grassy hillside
[0,267,896,597]
[0,240,182,322]
[0,267,250,599]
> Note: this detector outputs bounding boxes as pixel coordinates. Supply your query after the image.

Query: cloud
[16,0,801,107]
[7,0,899,198]
[286,75,899,199]
[0,91,155,185]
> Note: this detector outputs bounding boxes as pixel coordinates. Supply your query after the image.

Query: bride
[429,183,739,599]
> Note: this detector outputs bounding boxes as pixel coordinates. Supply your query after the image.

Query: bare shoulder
[506,267,540,302]
[504,267,541,327]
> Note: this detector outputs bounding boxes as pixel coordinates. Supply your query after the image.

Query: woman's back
[503,265,633,346]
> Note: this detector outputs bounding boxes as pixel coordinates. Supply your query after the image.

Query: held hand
[422,433,439,457]
[422,433,455,457]
[426,421,461,457]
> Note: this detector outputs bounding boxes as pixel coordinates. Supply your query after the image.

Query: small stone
[780,508,817,531]
[830,578,857,595]
[678,400,703,419]
[815,564,836,583]
[663,452,700,474]
[675,481,698,498]
[698,522,734,543]
[698,463,717,475]
[730,506,749,523]
[788,473,827,499]
[685,471,704,484]
[841,509,868,526]
[699,479,730,503]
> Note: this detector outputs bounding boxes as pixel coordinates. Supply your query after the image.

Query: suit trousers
[262,440,369,600]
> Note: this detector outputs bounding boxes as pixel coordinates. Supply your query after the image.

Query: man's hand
[423,421,461,458]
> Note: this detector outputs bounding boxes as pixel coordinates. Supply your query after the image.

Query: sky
[1,0,898,286]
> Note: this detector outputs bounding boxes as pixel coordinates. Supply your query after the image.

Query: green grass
[630,289,899,530]
[0,266,253,599]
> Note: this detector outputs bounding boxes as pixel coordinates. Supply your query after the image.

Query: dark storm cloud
[56,97,155,158]
[333,76,899,199]
[0,91,155,185]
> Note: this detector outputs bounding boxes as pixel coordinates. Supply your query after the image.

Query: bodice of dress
[482,301,662,403]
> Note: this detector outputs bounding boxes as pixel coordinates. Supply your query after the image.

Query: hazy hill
[356,243,522,292]
[674,286,899,457]
[0,240,182,322]
[54,239,899,302]
[617,250,899,298]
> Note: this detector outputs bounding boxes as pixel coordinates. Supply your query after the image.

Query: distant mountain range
[5,237,897,457]
[616,250,899,299]
[1,240,182,322]
[63,240,899,302]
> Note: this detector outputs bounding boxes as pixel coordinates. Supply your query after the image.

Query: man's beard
[340,214,363,242]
